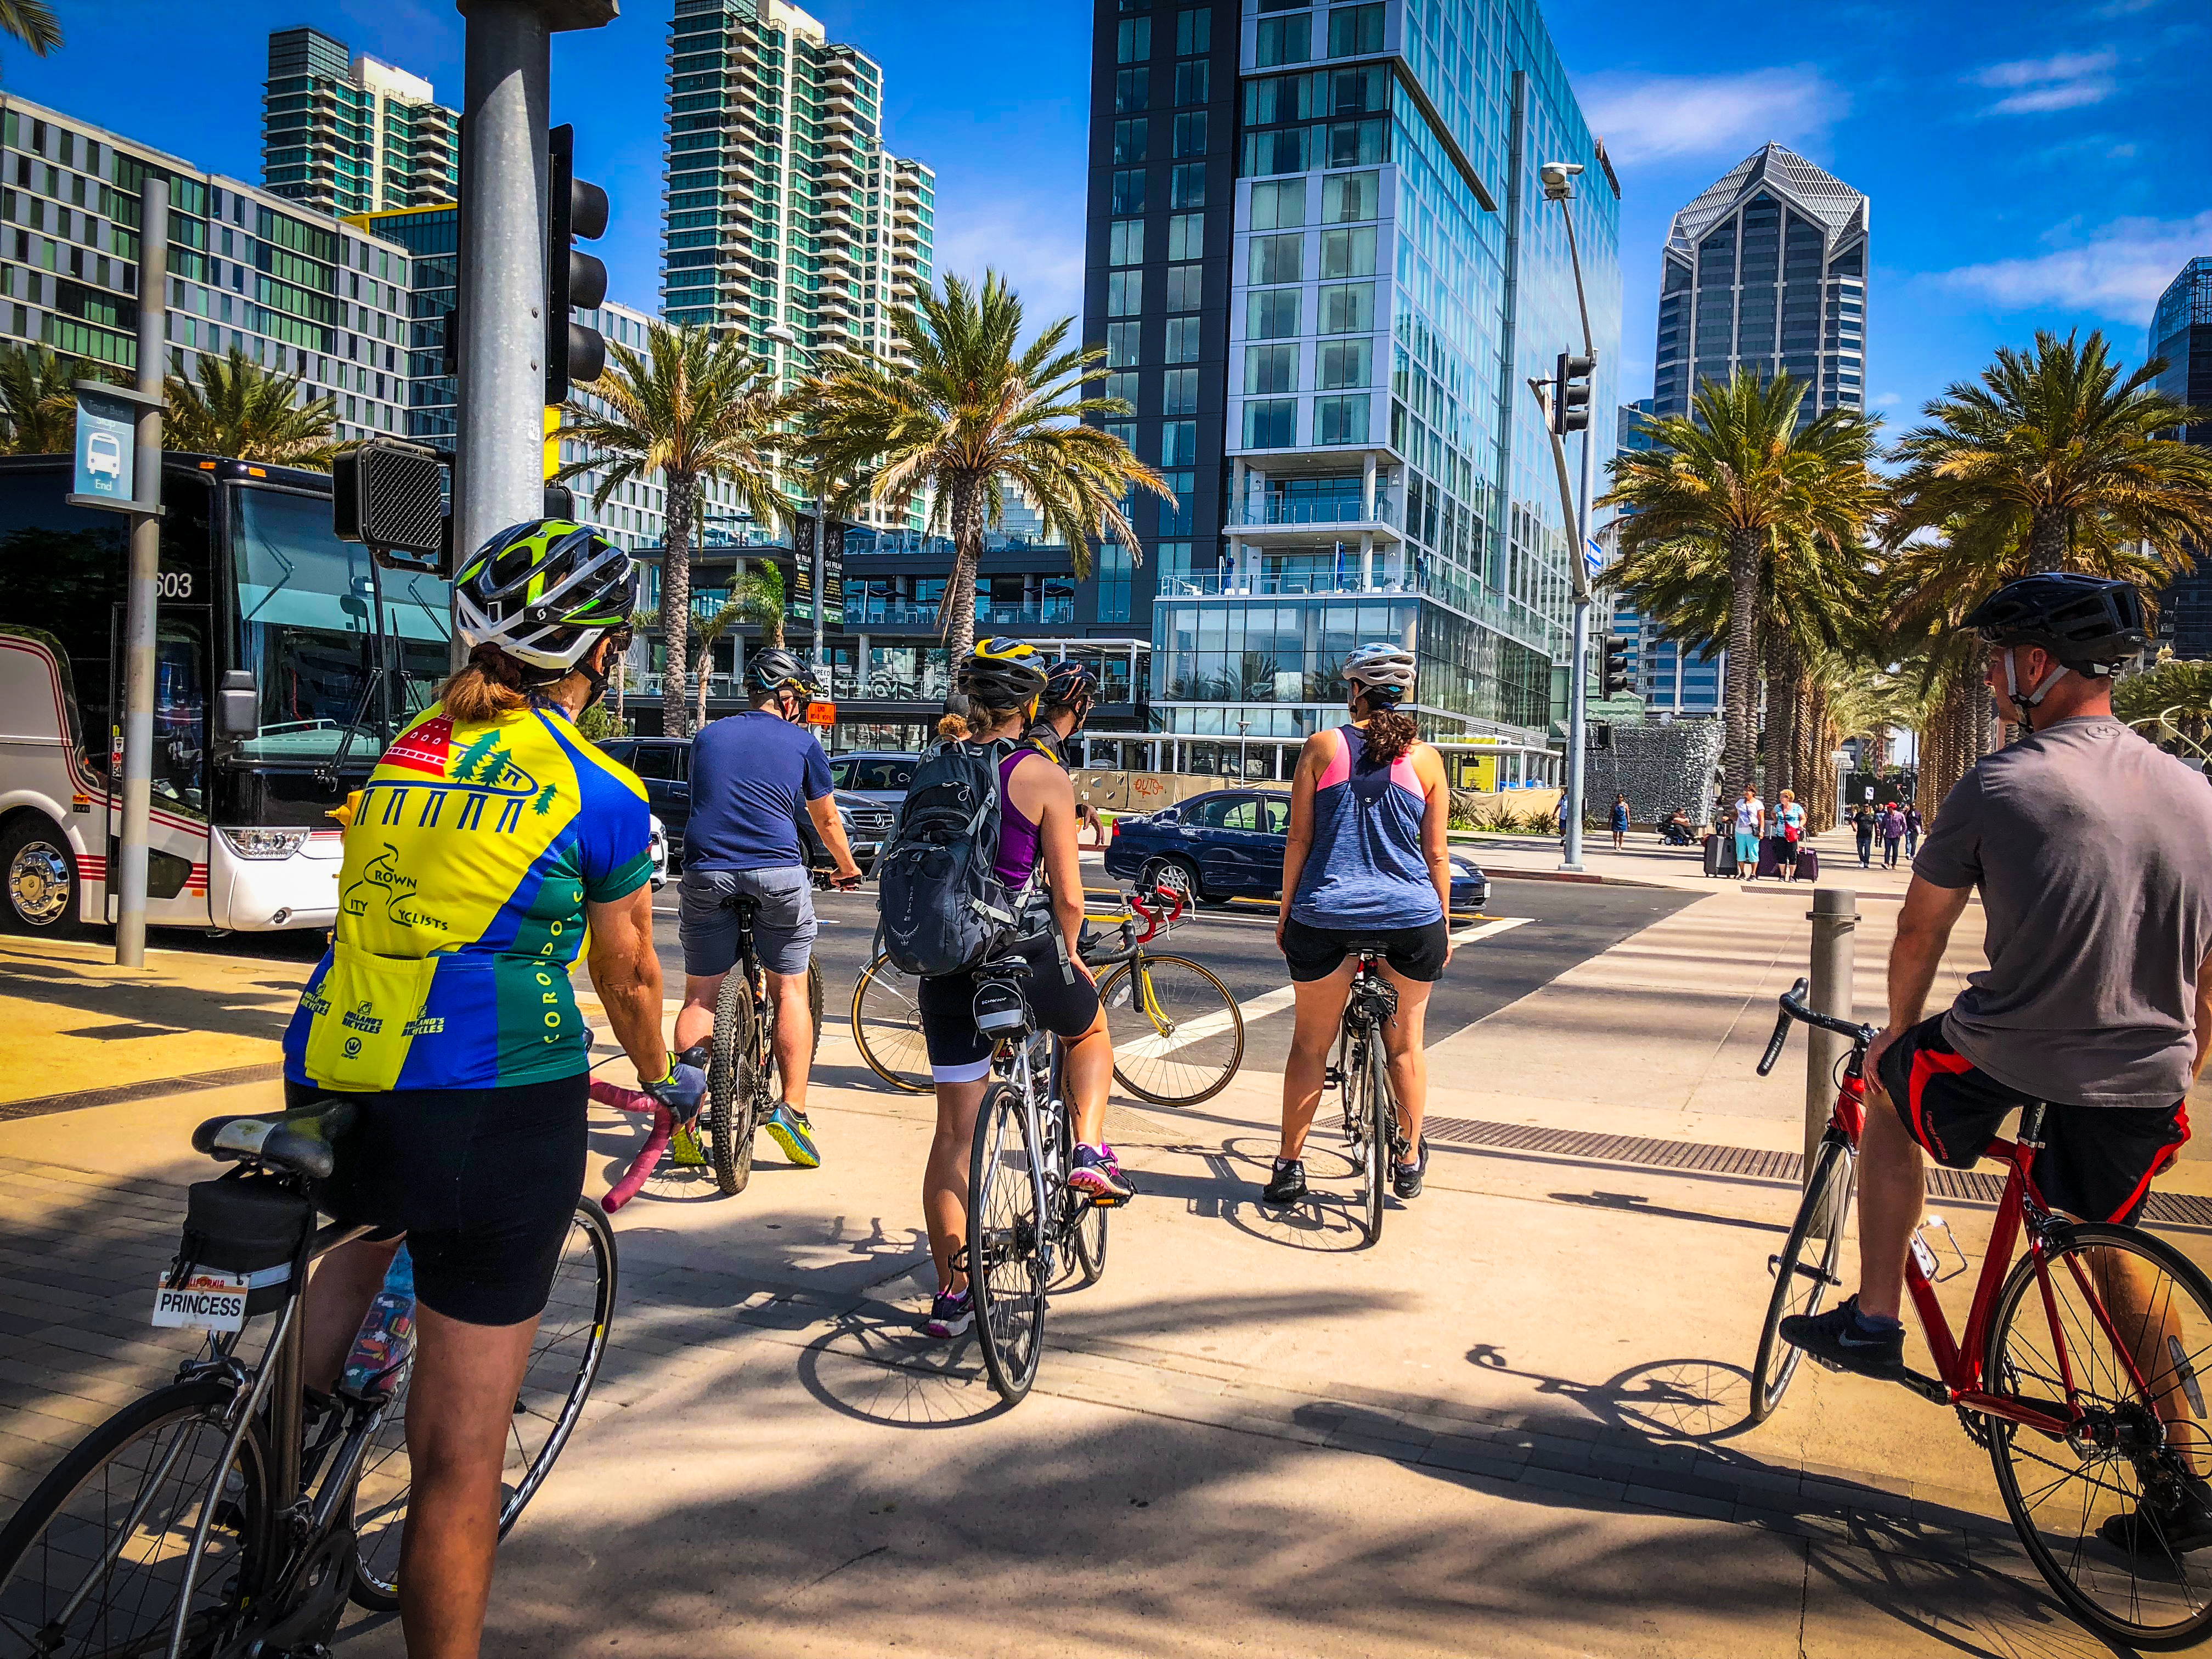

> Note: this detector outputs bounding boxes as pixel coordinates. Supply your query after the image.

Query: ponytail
[937,697,1028,744]
[936,713,973,742]
[438,643,530,724]
[1353,691,1417,771]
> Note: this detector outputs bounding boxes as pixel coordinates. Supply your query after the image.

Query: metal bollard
[1805,888,1858,1184]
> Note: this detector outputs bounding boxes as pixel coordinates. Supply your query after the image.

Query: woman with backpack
[905,639,1125,1340]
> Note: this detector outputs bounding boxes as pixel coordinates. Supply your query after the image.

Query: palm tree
[728,559,786,649]
[0,341,84,453]
[1889,330,2212,577]
[555,323,788,739]
[2114,657,2212,763]
[162,344,340,467]
[1603,369,1881,792]
[0,0,61,66]
[794,269,1169,662]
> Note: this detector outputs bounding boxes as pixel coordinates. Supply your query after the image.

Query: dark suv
[598,736,892,875]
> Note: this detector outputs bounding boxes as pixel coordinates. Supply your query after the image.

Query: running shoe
[668,1121,707,1168]
[924,1288,973,1339]
[2099,1472,2212,1555]
[1068,1142,1134,1202]
[1777,1294,1906,1379]
[764,1102,820,1169]
[1260,1158,1307,1206]
[1392,1138,1429,1200]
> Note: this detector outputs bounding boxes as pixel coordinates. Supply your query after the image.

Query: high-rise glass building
[1652,143,1867,424]
[660,0,935,382]
[2151,257,2212,658]
[1609,396,1718,715]
[262,29,458,218]
[1079,0,1620,769]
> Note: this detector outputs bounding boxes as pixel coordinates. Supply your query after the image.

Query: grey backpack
[875,737,1025,978]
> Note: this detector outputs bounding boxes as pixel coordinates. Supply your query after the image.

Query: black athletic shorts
[917,933,1102,1085]
[1876,1015,2190,1226]
[287,1073,588,1327]
[1280,916,1450,984]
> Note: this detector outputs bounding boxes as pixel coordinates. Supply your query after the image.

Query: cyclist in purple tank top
[1264,642,1455,1210]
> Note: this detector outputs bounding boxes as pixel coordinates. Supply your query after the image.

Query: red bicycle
[1752,977,2212,1649]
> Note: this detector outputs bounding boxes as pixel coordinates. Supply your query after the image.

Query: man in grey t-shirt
[1785,575,2212,1548]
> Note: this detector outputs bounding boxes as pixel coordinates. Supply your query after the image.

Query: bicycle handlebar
[1128,884,1185,944]
[1755,975,1879,1077]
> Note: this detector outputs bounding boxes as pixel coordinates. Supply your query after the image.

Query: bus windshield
[229,486,451,761]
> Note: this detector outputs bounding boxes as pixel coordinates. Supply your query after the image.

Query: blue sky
[13,0,2208,436]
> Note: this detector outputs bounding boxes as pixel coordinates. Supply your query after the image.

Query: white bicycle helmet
[1344,642,1417,702]
[454,518,635,675]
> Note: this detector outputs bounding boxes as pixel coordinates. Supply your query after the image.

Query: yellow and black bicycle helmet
[455,518,634,675]
[956,637,1048,712]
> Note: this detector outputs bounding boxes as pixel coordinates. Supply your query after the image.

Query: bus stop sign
[72,387,138,505]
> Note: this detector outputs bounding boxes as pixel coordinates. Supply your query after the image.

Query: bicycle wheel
[968,1081,1046,1404]
[1361,1036,1389,1244]
[708,971,759,1195]
[1098,953,1244,1107]
[1071,1189,1110,1288]
[1746,1135,1855,1426]
[1984,1222,2212,1650]
[0,1378,271,1659]
[852,952,930,1093]
[347,1198,614,1612]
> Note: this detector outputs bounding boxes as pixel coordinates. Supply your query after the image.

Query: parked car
[600,736,890,876]
[827,750,919,808]
[1104,787,1489,912]
[647,814,669,891]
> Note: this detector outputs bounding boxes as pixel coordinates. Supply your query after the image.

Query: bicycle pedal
[1811,1356,1846,1373]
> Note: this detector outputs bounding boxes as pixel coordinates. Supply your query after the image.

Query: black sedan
[1103,788,1489,911]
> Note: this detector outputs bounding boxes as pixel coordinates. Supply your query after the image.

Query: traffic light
[1552,351,1593,435]
[546,123,609,403]
[1600,633,1632,697]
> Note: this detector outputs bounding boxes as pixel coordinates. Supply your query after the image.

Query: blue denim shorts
[678,865,817,977]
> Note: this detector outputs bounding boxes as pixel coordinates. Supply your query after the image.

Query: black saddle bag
[170,1173,317,1315]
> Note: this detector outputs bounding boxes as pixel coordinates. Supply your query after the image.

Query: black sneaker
[1393,1139,1428,1200]
[2100,1473,2212,1556]
[1261,1158,1306,1206]
[1777,1295,1906,1379]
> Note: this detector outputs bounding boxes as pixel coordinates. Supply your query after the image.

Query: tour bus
[0,453,451,935]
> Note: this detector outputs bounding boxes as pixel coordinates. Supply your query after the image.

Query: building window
[1109,218,1144,265]
[1254,14,1311,66]
[1315,338,1370,390]
[1314,392,1369,446]
[1116,18,1152,62]
[1164,368,1199,414]
[1162,417,1198,463]
[1175,6,1211,54]
[1242,127,1310,177]
[1247,288,1299,338]
[1166,212,1204,260]
[1165,316,1202,362]
[1111,169,1147,215]
[1175,59,1210,106]
[1165,264,1203,311]
[1244,342,1297,393]
[1173,111,1207,157]
[1328,3,1384,56]
[1170,162,1206,209]
[1317,281,1373,334]
[1159,470,1195,533]
[1323,117,1386,168]
[1106,321,1142,367]
[1243,397,1295,448]
[1249,232,1302,286]
[1318,225,1376,279]
[1249,177,1305,230]
[1106,419,1137,452]
[1322,169,1379,223]
[1113,119,1148,165]
[1108,270,1143,315]
[1115,67,1150,112]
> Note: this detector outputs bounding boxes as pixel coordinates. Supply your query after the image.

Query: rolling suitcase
[1755,836,1784,880]
[1795,847,1819,882]
[1702,834,1734,878]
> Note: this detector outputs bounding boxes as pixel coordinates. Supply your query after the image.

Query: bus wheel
[0,814,82,936]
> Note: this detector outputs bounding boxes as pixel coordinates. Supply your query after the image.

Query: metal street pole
[114,174,170,967]
[1541,162,1598,873]
[1805,888,1858,1222]
[811,495,825,674]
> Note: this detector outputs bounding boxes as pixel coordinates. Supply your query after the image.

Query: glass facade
[1081,0,1618,752]
[2151,259,2212,659]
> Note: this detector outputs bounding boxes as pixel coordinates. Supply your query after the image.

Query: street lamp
[765,323,827,679]
[1530,160,1599,872]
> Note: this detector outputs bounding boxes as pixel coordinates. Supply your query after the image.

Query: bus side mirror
[216,671,258,739]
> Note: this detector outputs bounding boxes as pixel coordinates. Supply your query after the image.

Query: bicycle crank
[1767,1253,1843,1286]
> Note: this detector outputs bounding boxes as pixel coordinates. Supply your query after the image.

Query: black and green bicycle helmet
[454,518,635,675]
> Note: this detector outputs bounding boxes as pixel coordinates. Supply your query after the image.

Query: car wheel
[1139,856,1201,907]
[1,814,83,935]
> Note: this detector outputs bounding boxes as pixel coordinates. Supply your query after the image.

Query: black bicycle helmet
[454,519,634,676]
[1963,574,2146,674]
[1042,659,1100,708]
[956,637,1048,710]
[746,645,816,697]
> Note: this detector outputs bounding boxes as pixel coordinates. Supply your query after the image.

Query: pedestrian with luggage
[1733,785,1764,872]
[1851,802,1877,867]
[1880,803,1906,868]
[1776,789,1807,881]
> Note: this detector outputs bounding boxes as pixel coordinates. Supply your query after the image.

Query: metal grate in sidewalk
[1422,1115,2212,1229]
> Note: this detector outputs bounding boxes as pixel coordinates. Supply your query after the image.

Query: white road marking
[1452,916,1534,945]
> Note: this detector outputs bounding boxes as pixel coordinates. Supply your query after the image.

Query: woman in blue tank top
[1263,643,1454,1210]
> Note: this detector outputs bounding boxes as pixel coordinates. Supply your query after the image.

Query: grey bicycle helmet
[746,646,817,697]
[1344,642,1417,703]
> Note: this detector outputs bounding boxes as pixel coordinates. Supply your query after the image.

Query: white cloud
[928,196,1086,330]
[1969,49,2118,115]
[1931,209,2212,320]
[1576,68,1848,165]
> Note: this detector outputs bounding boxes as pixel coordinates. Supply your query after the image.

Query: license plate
[153,1272,247,1333]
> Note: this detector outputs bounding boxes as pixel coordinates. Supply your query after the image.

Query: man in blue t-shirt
[675,648,861,1169]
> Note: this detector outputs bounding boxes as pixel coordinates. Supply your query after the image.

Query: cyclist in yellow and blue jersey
[286,520,698,1659]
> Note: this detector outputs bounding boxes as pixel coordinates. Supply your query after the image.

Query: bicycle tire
[1361,1033,1388,1244]
[347,1197,617,1612]
[1745,1135,1855,1426]
[968,1081,1046,1404]
[0,1378,272,1659]
[851,952,930,1094]
[1983,1221,2212,1651]
[1098,954,1244,1107]
[709,970,758,1195]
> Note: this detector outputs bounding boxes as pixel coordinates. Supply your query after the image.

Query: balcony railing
[1156,571,1421,599]
[842,598,1076,628]
[1227,496,1401,529]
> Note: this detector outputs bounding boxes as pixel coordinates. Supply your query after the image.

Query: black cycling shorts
[916,934,1102,1085]
[1280,916,1450,984]
[1876,1015,2190,1226]
[288,1073,588,1327]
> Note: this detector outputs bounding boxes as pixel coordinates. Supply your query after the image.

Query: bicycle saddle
[192,1099,359,1181]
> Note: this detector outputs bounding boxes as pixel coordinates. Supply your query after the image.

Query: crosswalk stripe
[1452,916,1534,945]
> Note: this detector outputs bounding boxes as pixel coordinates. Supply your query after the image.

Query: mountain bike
[1753,978,2212,1650]
[0,1100,614,1657]
[962,939,1120,1404]
[691,883,828,1195]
